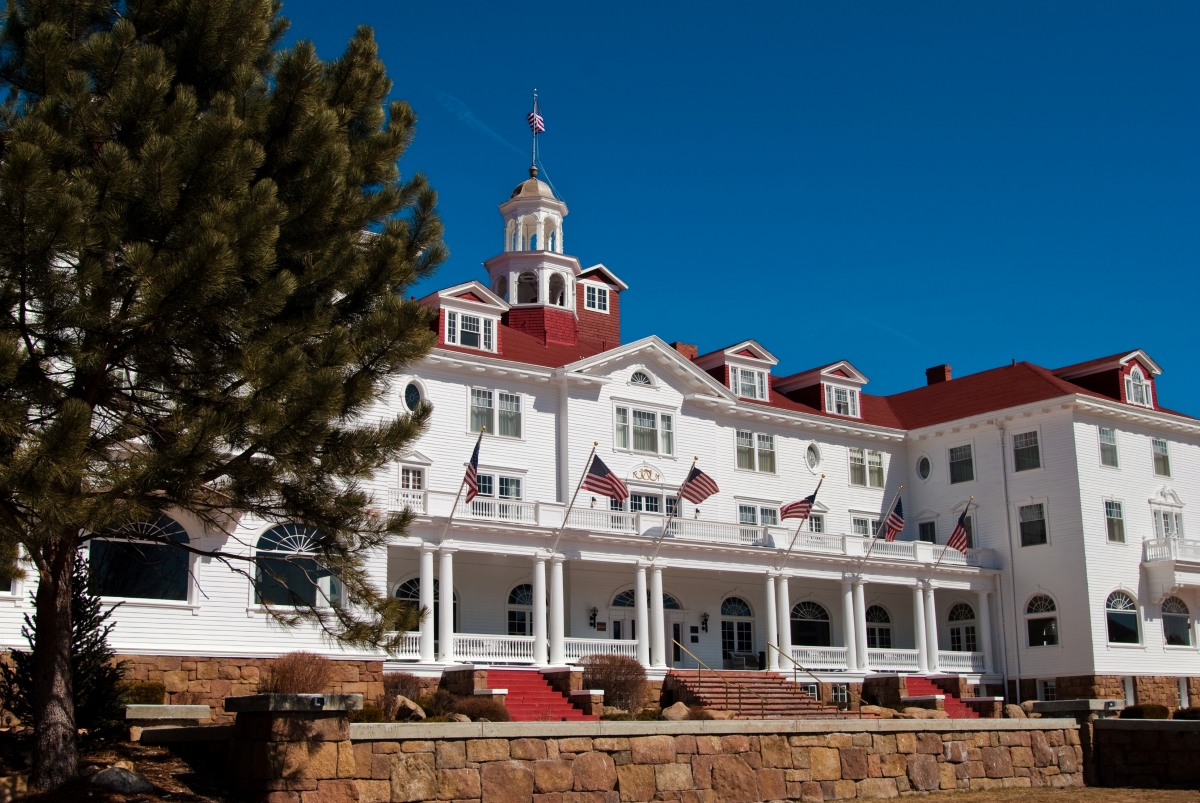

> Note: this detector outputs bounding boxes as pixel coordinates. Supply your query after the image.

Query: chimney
[670,342,698,360]
[926,364,952,385]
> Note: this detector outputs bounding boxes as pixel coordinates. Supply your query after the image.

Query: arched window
[721,597,753,617]
[791,601,830,647]
[517,272,538,304]
[865,605,891,649]
[721,596,753,657]
[548,273,566,307]
[395,577,457,636]
[508,583,534,636]
[1163,597,1191,646]
[630,371,652,386]
[1025,594,1058,647]
[1106,591,1140,644]
[494,275,508,301]
[948,603,977,652]
[88,515,190,601]
[255,524,340,608]
[611,589,682,609]
[1126,367,1150,407]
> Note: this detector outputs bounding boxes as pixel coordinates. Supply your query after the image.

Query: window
[88,515,191,601]
[470,473,524,519]
[585,284,609,312]
[631,494,661,514]
[470,389,494,433]
[961,515,975,549]
[949,445,974,484]
[445,312,493,351]
[731,368,768,400]
[808,515,825,533]
[802,683,818,699]
[1106,591,1139,644]
[868,452,884,487]
[1162,597,1191,646]
[852,517,870,537]
[849,449,866,486]
[865,606,891,649]
[498,392,522,438]
[615,407,673,455]
[395,577,456,638]
[918,522,937,543]
[736,431,775,473]
[824,385,859,417]
[1099,428,1119,467]
[1125,367,1151,407]
[720,596,754,656]
[256,523,340,608]
[1026,595,1059,647]
[948,603,977,652]
[615,407,629,449]
[1040,680,1057,702]
[791,601,831,646]
[507,584,534,636]
[471,389,520,437]
[401,467,424,490]
[831,684,849,705]
[403,382,422,412]
[1180,678,1191,708]
[612,589,681,610]
[1019,503,1047,546]
[1155,510,1184,539]
[1013,431,1041,472]
[738,505,779,527]
[633,410,657,452]
[661,415,674,455]
[917,456,931,480]
[1153,439,1171,477]
[630,371,652,385]
[1104,501,1125,543]
[498,476,522,500]
[806,444,821,470]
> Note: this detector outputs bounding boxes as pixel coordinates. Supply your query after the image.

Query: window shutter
[825,384,833,412]
[446,311,457,344]
[757,372,766,401]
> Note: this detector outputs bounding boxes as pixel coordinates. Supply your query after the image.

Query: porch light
[589,607,598,628]
[694,508,700,519]
[701,613,709,633]
[590,496,597,508]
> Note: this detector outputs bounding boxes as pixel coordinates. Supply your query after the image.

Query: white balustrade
[867,648,920,672]
[385,631,422,660]
[1143,537,1200,564]
[453,634,536,663]
[567,508,638,534]
[791,646,850,672]
[386,489,426,514]
[869,541,917,560]
[667,519,764,546]
[456,498,537,524]
[564,637,639,661]
[791,532,845,553]
[937,650,986,672]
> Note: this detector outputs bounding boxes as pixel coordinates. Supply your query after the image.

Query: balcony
[790,646,985,674]
[1142,537,1200,599]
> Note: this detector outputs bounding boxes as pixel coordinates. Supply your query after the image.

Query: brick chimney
[670,342,698,360]
[926,364,952,385]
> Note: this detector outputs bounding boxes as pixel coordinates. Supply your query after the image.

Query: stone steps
[904,676,979,719]
[486,669,597,722]
[668,670,844,719]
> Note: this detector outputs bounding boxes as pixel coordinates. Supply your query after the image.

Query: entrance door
[672,623,682,665]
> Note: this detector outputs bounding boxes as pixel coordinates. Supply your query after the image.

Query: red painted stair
[904,676,978,719]
[486,669,597,722]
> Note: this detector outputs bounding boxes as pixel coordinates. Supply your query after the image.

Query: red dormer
[418,281,509,355]
[693,341,779,402]
[774,360,870,418]
[1053,349,1162,410]
[575,263,627,350]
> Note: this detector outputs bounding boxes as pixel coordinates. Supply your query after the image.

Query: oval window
[404,382,422,411]
[917,456,931,480]
[806,444,821,469]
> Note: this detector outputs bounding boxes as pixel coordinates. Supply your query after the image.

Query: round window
[917,456,931,480]
[806,444,821,469]
[404,382,422,411]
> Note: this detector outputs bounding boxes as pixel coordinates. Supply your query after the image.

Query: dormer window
[1125,367,1151,407]
[733,368,768,400]
[446,311,494,352]
[825,385,860,418]
[585,284,609,312]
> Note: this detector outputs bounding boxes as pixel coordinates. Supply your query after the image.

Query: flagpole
[854,485,903,572]
[776,475,825,571]
[439,428,484,544]
[931,497,973,572]
[650,457,699,562]
[531,89,538,172]
[549,442,598,554]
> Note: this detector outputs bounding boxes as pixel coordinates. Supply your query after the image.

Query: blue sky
[283,1,1199,411]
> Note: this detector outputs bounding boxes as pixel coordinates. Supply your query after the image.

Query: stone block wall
[1094,720,1200,788]
[226,710,357,803]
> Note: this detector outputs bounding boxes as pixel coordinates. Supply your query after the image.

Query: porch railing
[867,648,920,672]
[453,634,535,663]
[386,631,422,660]
[386,489,426,514]
[936,650,986,672]
[564,637,638,661]
[667,519,766,546]
[455,498,537,524]
[869,541,916,560]
[791,645,850,672]
[567,508,638,534]
[1143,537,1200,563]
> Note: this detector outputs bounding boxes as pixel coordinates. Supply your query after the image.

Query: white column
[438,549,455,663]
[764,574,779,670]
[841,580,857,673]
[924,585,939,672]
[976,590,994,674]
[853,580,869,672]
[536,217,546,250]
[650,567,666,668]
[418,545,435,663]
[533,556,548,665]
[549,558,565,665]
[913,583,929,674]
[776,575,792,661]
[635,565,650,667]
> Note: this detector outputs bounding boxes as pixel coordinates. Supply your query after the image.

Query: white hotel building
[5,168,1199,711]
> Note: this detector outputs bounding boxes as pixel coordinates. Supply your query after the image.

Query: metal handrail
[767,642,865,717]
[671,639,767,719]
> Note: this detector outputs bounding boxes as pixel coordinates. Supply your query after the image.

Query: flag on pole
[581,455,630,502]
[883,496,905,542]
[781,492,818,521]
[463,436,482,503]
[527,99,545,134]
[679,466,719,504]
[947,508,970,553]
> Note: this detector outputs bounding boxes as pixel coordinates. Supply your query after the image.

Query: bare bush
[580,654,647,714]
[259,652,333,694]
[453,696,511,722]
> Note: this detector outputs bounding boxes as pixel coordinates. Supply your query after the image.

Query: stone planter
[224,693,363,712]
[125,704,211,741]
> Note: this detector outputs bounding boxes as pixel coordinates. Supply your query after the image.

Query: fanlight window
[865,606,890,623]
[865,605,891,648]
[1027,595,1056,614]
[630,371,653,386]
[721,597,753,617]
[89,515,190,601]
[791,601,830,647]
[1162,597,1191,646]
[507,583,535,636]
[1105,591,1139,644]
[612,589,681,609]
[255,524,340,608]
[509,584,534,605]
[1126,367,1150,407]
[1025,594,1058,647]
[948,603,976,622]
[948,603,977,652]
[395,577,456,634]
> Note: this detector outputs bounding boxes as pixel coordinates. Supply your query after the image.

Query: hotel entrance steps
[902,676,980,719]
[485,669,597,722]
[666,670,846,719]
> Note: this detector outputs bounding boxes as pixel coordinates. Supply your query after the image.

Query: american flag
[463,435,482,503]
[527,100,545,134]
[781,492,818,521]
[883,496,905,542]
[581,455,629,502]
[679,466,719,504]
[947,508,970,554]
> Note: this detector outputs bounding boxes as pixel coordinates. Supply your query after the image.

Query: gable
[456,291,485,303]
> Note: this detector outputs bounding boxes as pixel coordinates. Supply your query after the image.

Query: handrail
[767,642,865,717]
[671,639,767,718]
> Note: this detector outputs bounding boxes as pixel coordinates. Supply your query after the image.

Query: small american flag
[527,100,545,134]
[679,466,719,504]
[781,492,818,521]
[883,497,904,542]
[463,435,482,503]
[947,508,970,553]
[581,455,629,502]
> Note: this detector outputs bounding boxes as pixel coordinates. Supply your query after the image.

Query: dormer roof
[579,263,629,291]
[418,280,510,312]
[693,340,779,370]
[774,360,870,393]
[1053,349,1162,379]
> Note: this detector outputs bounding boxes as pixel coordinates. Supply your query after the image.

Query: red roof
[1052,350,1138,378]
[437,321,605,368]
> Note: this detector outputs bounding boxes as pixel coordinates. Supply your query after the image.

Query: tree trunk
[29,544,76,790]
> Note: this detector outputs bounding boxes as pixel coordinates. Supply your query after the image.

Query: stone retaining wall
[1093,719,1200,788]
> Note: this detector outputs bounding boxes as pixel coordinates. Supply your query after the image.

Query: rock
[707,709,737,720]
[1020,700,1036,715]
[901,707,935,719]
[859,705,895,719]
[573,751,617,791]
[602,705,626,717]
[1004,704,1027,719]
[661,701,691,721]
[906,754,939,791]
[448,713,471,723]
[390,753,437,802]
[395,695,426,721]
[481,760,535,803]
[90,767,154,794]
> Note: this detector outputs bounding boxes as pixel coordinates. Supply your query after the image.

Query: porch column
[924,584,939,672]
[438,548,455,663]
[635,564,650,667]
[776,575,793,661]
[764,574,779,670]
[976,589,994,674]
[853,580,870,672]
[841,580,857,673]
[549,557,566,665]
[650,566,666,668]
[533,556,548,665]
[418,545,435,663]
[913,583,929,673]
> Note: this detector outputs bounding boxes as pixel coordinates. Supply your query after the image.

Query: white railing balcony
[791,645,850,672]
[453,633,536,663]
[666,518,768,546]
[1143,537,1200,564]
[386,489,427,514]
[868,541,917,561]
[564,637,639,661]
[784,531,845,554]
[383,631,422,660]
[455,498,538,525]
[937,650,986,672]
[867,648,920,672]
[567,508,638,534]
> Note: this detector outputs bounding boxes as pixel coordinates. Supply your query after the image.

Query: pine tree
[0,0,445,788]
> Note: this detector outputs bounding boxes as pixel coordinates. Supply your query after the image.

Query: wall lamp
[589,607,598,629]
[701,613,709,633]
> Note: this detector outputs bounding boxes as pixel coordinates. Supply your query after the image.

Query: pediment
[1150,487,1184,507]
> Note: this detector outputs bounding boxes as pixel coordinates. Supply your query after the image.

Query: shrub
[349,703,386,723]
[415,690,457,718]
[381,672,423,719]
[452,696,511,722]
[122,682,166,705]
[686,705,713,721]
[1174,707,1200,720]
[259,652,333,694]
[1120,704,1171,719]
[580,654,647,714]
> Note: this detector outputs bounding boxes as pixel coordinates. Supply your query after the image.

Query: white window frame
[1152,438,1171,478]
[730,366,770,401]
[918,520,937,543]
[735,430,776,474]
[583,282,609,313]
[1103,499,1125,544]
[824,384,860,418]
[400,466,424,491]
[808,514,825,534]
[1098,426,1119,469]
[444,310,496,353]
[1024,594,1060,648]
[1125,366,1152,408]
[948,441,976,485]
[1152,507,1184,539]
[915,454,932,483]
[1011,428,1043,473]
[735,499,781,528]
[612,401,677,457]
[468,387,524,440]
[1016,498,1050,547]
[472,471,525,500]
[851,514,881,538]
[805,443,822,474]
